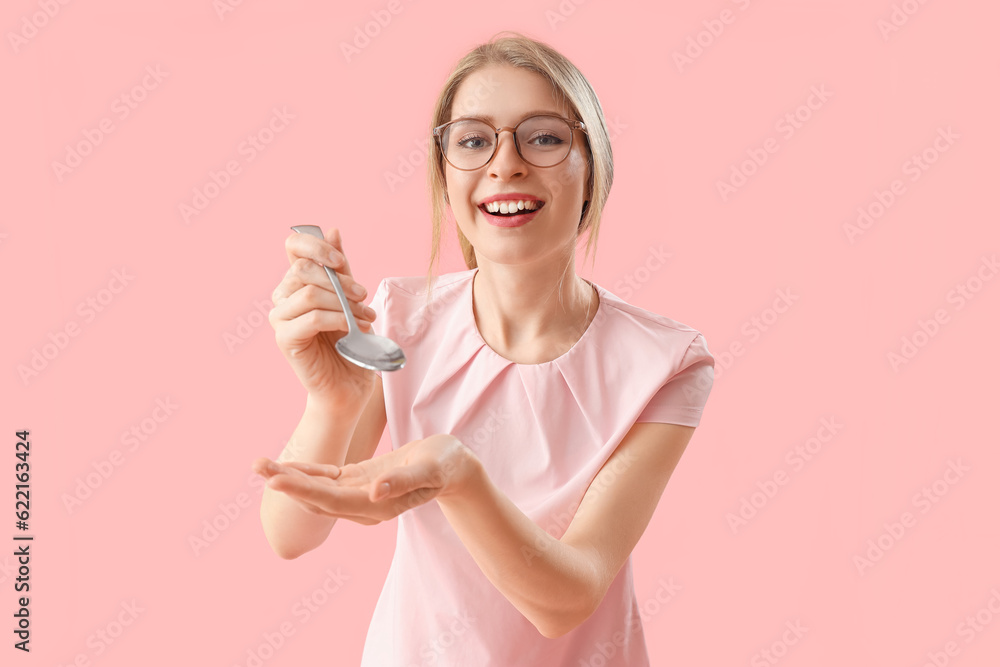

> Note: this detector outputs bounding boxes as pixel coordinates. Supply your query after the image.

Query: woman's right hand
[269,226,379,410]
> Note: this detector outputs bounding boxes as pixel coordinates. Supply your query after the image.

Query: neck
[471,253,597,362]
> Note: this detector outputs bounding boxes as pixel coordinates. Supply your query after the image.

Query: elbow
[260,517,310,560]
[259,503,322,560]
[264,533,306,560]
[535,551,606,639]
[273,545,305,560]
[536,589,601,639]
[538,622,572,640]
[536,611,588,640]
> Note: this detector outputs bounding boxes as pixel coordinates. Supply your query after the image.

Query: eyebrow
[451,109,564,124]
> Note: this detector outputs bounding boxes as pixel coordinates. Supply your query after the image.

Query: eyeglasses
[433,114,587,171]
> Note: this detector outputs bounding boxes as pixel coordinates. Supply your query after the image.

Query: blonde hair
[424,31,614,301]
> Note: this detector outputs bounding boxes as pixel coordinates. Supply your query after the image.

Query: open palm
[251,433,477,525]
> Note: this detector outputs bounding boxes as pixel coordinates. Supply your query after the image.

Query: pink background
[3,1,999,665]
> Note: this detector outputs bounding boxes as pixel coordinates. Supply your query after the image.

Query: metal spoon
[290,225,406,372]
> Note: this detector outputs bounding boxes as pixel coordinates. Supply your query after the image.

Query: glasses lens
[440,120,496,170]
[439,116,575,169]
[515,116,573,167]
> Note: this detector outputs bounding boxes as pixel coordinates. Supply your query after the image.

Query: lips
[477,193,545,207]
[477,201,544,216]
[478,203,543,228]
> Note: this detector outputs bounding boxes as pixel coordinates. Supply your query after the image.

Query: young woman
[253,32,715,666]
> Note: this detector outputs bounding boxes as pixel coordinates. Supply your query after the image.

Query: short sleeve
[635,333,715,427]
[368,278,389,378]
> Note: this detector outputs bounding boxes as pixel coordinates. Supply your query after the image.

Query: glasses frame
[433,114,588,171]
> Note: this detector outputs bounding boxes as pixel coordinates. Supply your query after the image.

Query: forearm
[435,457,599,638]
[259,395,363,559]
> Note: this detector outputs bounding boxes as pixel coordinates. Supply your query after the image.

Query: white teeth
[484,200,541,213]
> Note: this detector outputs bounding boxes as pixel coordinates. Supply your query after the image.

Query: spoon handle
[290,225,359,335]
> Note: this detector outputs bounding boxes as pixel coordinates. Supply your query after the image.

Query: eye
[527,132,564,147]
[457,133,491,150]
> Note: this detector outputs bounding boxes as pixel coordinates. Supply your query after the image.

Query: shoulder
[595,285,708,354]
[371,270,474,343]
[377,269,474,300]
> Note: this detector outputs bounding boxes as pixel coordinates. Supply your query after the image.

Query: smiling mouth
[478,201,545,217]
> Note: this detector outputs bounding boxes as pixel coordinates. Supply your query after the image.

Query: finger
[274,279,375,324]
[326,227,356,278]
[281,489,381,524]
[280,480,434,523]
[267,472,403,516]
[277,490,377,523]
[273,473,437,522]
[285,228,352,279]
[254,459,313,481]
[251,457,273,476]
[274,307,376,346]
[272,272,369,306]
[278,460,341,479]
[371,460,443,502]
[331,461,377,485]
[381,486,441,514]
[277,259,370,304]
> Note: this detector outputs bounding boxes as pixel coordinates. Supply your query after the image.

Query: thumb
[370,461,435,502]
[326,226,342,251]
[326,226,355,277]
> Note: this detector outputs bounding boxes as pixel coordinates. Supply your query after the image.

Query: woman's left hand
[251,434,479,525]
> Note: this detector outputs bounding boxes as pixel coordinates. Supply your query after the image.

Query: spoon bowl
[291,225,406,372]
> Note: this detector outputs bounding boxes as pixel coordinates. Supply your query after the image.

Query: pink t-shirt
[360,267,714,666]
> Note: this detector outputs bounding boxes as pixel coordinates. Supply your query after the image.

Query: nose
[486,128,527,178]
